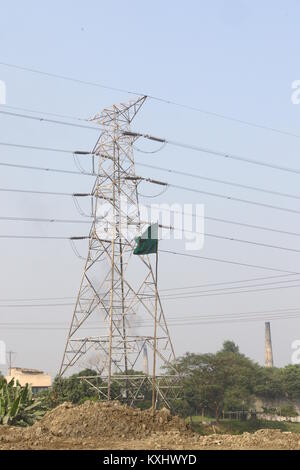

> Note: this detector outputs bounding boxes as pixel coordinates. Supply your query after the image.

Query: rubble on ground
[24,401,188,440]
[0,402,300,449]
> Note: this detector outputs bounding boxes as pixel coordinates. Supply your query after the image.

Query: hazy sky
[1,0,300,377]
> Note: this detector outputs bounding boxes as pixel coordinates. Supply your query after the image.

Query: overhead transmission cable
[3,102,300,182]
[2,212,300,254]
[0,274,297,303]
[2,61,300,140]
[136,161,300,201]
[159,249,297,274]
[0,103,89,123]
[0,224,295,273]
[0,109,100,131]
[0,141,91,155]
[1,169,300,216]
[2,312,300,328]
[160,278,300,299]
[2,137,300,185]
[0,235,89,240]
[2,143,300,203]
[142,202,300,239]
[160,273,298,292]
[125,131,300,176]
[1,278,300,306]
[0,161,95,177]
[1,146,300,237]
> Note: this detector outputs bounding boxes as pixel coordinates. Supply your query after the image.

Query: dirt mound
[139,429,300,450]
[1,420,300,449]
[194,429,300,450]
[24,401,189,441]
[2,404,300,449]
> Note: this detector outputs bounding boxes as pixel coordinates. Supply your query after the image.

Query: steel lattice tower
[60,97,179,407]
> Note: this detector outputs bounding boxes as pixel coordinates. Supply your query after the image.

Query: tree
[172,342,258,420]
[221,340,240,354]
[45,368,153,409]
[253,367,284,399]
[281,364,300,399]
[46,369,101,407]
[0,379,46,426]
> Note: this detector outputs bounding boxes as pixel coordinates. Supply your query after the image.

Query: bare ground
[0,401,300,450]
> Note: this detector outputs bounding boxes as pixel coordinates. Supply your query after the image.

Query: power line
[0,224,300,274]
[4,137,300,183]
[3,122,300,179]
[0,275,295,303]
[130,131,300,176]
[161,282,300,301]
[160,249,297,274]
[160,278,300,299]
[192,231,300,254]
[143,203,300,239]
[171,223,300,253]
[0,161,95,177]
[1,150,300,236]
[1,152,299,238]
[204,214,300,238]
[1,156,300,253]
[1,278,299,306]
[137,161,300,201]
[0,235,89,240]
[1,162,299,270]
[164,312,300,325]
[1,312,300,329]
[0,313,295,323]
[5,174,300,220]
[167,182,300,216]
[160,273,298,292]
[0,215,91,224]
[167,313,300,326]
[167,306,300,318]
[2,304,300,331]
[0,187,89,197]
[2,175,300,224]
[1,61,300,140]
[0,61,142,96]
[0,109,100,131]
[2,159,300,219]
[167,139,300,175]
[3,147,300,212]
[3,140,300,213]
[2,212,300,254]
[1,103,89,123]
[0,302,74,307]
[0,305,298,318]
[0,296,75,302]
[0,141,88,155]
[169,310,300,325]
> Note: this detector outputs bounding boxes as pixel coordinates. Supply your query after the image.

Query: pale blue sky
[1,0,300,376]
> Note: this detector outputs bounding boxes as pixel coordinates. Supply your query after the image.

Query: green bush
[0,378,47,426]
[279,404,298,417]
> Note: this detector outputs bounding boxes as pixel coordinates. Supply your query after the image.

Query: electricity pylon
[60,97,179,408]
